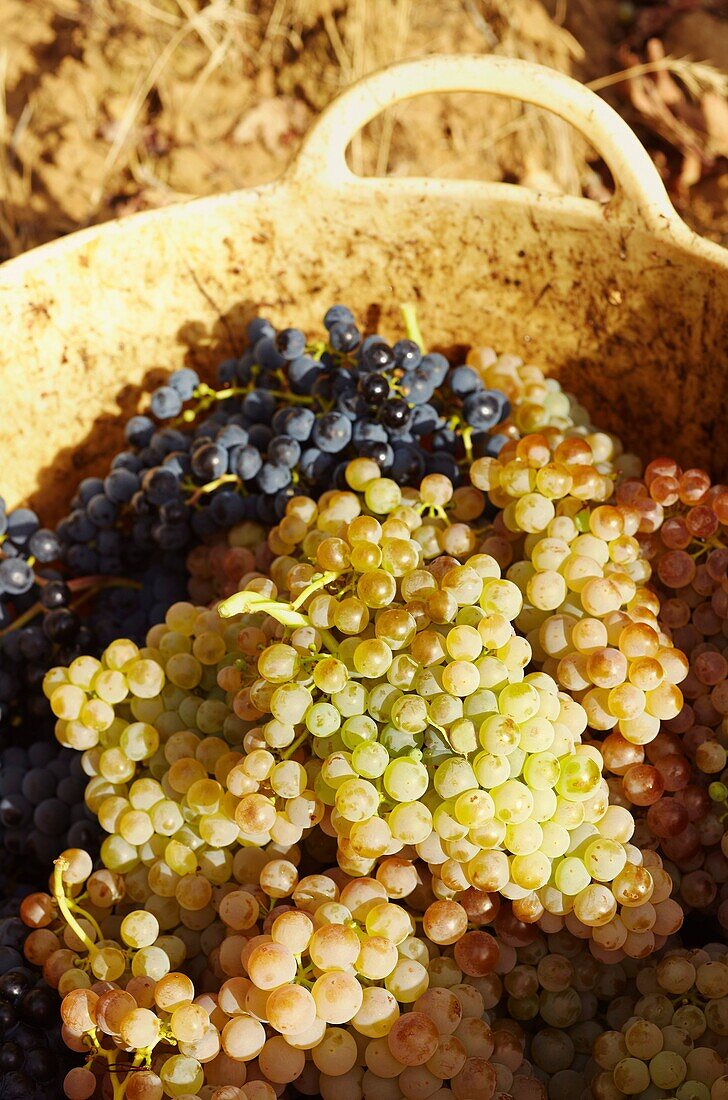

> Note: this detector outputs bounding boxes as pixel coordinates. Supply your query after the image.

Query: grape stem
[218,590,339,654]
[109,1050,127,1100]
[187,474,241,506]
[173,380,314,428]
[290,570,340,611]
[307,340,328,361]
[400,303,425,352]
[218,590,311,627]
[0,576,142,639]
[281,728,310,761]
[416,501,451,526]
[68,898,104,943]
[460,425,474,466]
[53,859,99,959]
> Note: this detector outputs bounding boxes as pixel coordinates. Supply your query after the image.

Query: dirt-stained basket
[1,56,726,520]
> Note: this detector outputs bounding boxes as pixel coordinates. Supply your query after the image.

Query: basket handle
[290,54,678,232]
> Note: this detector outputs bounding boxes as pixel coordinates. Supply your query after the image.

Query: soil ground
[0,0,726,261]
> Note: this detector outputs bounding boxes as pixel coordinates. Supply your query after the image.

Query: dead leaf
[233,96,311,155]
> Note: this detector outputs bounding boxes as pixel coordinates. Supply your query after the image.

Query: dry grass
[0,0,725,260]
[589,55,728,99]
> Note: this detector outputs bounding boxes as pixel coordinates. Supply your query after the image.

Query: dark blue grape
[257,464,291,494]
[152,427,187,454]
[42,609,78,644]
[393,339,421,371]
[360,441,394,469]
[380,399,412,430]
[26,530,59,563]
[1,1070,35,1098]
[231,446,263,481]
[312,412,352,454]
[329,322,360,352]
[159,499,189,526]
[162,452,191,480]
[0,951,22,977]
[111,451,144,473]
[103,467,140,504]
[0,672,17,703]
[215,424,248,449]
[65,509,96,543]
[419,352,450,387]
[150,385,183,420]
[243,390,277,423]
[463,389,507,430]
[97,529,121,556]
[18,987,56,1028]
[20,770,56,804]
[0,971,33,1004]
[324,304,355,329]
[217,358,238,384]
[268,436,301,467]
[33,798,70,835]
[360,340,395,373]
[300,448,333,482]
[168,367,200,399]
[86,494,117,527]
[399,371,435,406]
[142,467,183,506]
[359,373,389,404]
[275,328,307,360]
[336,393,367,421]
[448,365,482,397]
[288,356,323,395]
[125,414,155,447]
[271,408,292,434]
[0,924,25,953]
[283,408,315,441]
[253,337,286,370]
[247,425,273,452]
[39,580,70,611]
[5,511,38,547]
[65,546,98,575]
[0,561,34,596]
[66,820,97,851]
[390,443,426,484]
[0,1044,23,1071]
[483,433,510,457]
[209,492,246,526]
[353,420,387,445]
[410,404,442,436]
[23,1047,56,1082]
[190,509,218,538]
[426,452,460,482]
[247,316,275,343]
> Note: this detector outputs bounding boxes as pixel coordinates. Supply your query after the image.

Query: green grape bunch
[40,457,674,964]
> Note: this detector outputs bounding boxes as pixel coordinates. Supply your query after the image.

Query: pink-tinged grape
[63,1068,97,1100]
[622,764,665,806]
[422,901,468,945]
[453,931,499,977]
[388,1012,440,1066]
[124,1071,164,1100]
